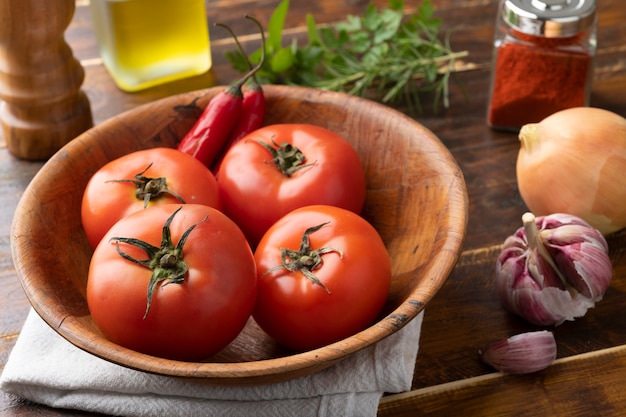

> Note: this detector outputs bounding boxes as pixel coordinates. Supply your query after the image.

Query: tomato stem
[262,222,342,293]
[109,206,206,318]
[106,163,186,208]
[255,139,317,177]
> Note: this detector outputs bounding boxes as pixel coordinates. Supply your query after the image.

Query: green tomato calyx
[262,222,343,294]
[106,162,186,208]
[109,206,206,319]
[255,139,316,177]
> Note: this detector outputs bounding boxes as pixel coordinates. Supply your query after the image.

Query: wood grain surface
[1,0,626,415]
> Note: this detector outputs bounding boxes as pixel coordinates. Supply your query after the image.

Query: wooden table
[2,0,626,415]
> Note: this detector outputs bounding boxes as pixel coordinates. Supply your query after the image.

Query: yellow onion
[516,107,626,235]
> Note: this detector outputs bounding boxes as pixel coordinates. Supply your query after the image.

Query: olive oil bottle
[90,0,211,92]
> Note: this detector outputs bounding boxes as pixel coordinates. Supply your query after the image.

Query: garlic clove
[548,241,613,300]
[498,282,594,326]
[541,224,612,300]
[480,331,557,374]
[540,222,609,253]
[525,245,565,289]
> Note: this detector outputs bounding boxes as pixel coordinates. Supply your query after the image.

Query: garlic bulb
[481,331,557,374]
[496,212,612,326]
[516,107,626,235]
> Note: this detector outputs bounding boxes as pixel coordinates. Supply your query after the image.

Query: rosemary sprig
[225,0,468,111]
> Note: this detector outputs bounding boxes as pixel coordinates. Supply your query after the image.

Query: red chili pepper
[230,80,266,145]
[177,15,266,168]
[211,78,266,174]
[177,83,244,167]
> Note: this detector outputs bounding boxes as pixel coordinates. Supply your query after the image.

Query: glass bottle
[487,0,597,131]
[90,0,212,92]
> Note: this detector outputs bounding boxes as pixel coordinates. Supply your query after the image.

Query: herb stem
[225,0,468,111]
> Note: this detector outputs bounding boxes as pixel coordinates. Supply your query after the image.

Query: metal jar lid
[502,0,596,37]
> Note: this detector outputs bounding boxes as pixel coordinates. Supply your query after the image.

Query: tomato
[216,124,366,247]
[253,205,391,351]
[87,204,257,361]
[82,147,220,249]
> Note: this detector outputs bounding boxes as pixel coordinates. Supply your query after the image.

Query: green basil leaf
[270,46,295,73]
[268,0,290,53]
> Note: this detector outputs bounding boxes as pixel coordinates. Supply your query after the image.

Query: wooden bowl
[11,85,467,386]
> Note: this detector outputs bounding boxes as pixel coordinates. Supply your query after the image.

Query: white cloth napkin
[1,309,423,417]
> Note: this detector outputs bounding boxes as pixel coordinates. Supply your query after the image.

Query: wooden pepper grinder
[0,0,93,160]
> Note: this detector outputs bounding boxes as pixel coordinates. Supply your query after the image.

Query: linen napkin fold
[1,309,423,417]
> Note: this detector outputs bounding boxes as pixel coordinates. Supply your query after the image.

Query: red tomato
[253,205,391,351]
[87,204,256,361]
[216,124,366,247]
[82,147,220,249]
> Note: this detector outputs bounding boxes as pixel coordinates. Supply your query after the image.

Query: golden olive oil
[90,0,211,92]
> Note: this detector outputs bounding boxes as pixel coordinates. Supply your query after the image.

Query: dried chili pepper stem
[262,222,343,294]
[211,17,267,174]
[227,15,267,143]
[177,15,266,168]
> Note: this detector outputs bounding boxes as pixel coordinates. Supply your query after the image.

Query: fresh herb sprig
[225,0,468,111]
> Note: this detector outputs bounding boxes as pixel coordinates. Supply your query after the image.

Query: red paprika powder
[487,0,597,131]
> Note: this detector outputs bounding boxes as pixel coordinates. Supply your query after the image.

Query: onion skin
[516,107,626,235]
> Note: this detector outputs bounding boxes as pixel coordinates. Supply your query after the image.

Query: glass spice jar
[487,0,597,131]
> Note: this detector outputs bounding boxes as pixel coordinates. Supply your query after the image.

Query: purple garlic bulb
[496,212,612,326]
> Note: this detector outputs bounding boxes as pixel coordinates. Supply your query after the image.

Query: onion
[516,107,626,235]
